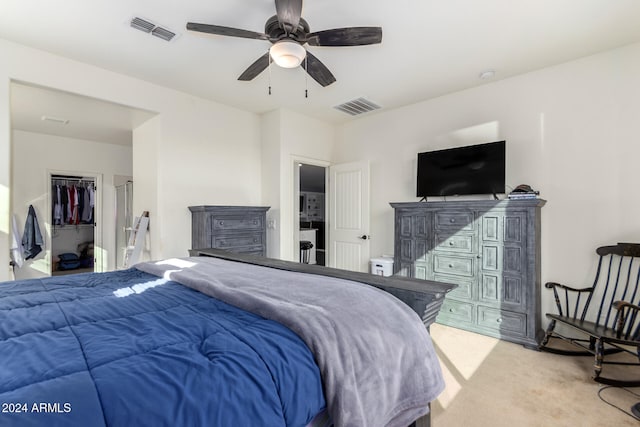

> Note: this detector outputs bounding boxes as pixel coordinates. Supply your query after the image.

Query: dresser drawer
[434,274,473,299]
[212,233,263,249]
[433,254,475,277]
[228,246,264,255]
[434,233,475,254]
[211,216,264,231]
[437,299,474,324]
[434,211,475,230]
[477,306,526,337]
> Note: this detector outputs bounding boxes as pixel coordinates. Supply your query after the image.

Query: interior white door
[328,160,370,272]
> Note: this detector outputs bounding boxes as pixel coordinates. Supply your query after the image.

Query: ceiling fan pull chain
[268,51,272,95]
[304,55,308,98]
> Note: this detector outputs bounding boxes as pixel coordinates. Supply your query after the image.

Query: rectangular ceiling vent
[130,17,177,42]
[334,97,381,116]
[130,17,155,33]
[151,27,176,42]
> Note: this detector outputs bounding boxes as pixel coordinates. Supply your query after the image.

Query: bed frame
[189,248,456,329]
[190,248,457,427]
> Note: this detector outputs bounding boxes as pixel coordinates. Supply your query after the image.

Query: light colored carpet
[429,323,640,427]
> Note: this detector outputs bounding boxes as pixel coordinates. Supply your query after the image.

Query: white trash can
[370,256,394,276]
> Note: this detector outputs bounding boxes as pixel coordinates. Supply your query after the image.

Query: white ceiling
[11,82,156,145]
[4,0,640,142]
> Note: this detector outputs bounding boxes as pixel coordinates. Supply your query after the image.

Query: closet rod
[52,175,95,183]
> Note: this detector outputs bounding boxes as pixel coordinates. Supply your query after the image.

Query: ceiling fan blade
[275,0,303,32]
[301,51,336,87]
[306,27,382,47]
[186,22,269,40]
[238,52,271,81]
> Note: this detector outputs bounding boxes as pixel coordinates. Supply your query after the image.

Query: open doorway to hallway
[298,163,326,266]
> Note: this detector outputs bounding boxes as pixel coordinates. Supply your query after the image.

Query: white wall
[156,94,262,259]
[261,110,282,259]
[261,108,334,261]
[334,41,640,320]
[11,130,132,279]
[0,76,10,280]
[132,116,160,262]
[0,38,263,280]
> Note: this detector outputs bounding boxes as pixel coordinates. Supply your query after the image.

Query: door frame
[292,156,329,264]
[47,169,103,274]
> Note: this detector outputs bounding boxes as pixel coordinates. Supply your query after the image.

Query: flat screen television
[416,141,505,198]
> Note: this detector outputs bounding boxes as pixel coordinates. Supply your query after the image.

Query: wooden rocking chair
[539,243,640,387]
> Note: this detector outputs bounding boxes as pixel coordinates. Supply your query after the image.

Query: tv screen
[416,141,505,197]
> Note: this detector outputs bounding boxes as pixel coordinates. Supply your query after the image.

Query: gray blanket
[136,256,444,427]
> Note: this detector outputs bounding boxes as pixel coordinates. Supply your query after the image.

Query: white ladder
[123,211,149,268]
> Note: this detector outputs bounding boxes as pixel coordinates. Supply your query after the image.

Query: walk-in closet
[50,174,96,275]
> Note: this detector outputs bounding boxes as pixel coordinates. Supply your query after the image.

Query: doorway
[49,172,101,276]
[115,179,134,270]
[9,80,155,278]
[297,162,327,266]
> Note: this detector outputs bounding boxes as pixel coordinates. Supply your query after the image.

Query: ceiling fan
[186,0,382,87]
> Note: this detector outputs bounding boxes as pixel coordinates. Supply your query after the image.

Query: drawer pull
[496,318,503,323]
[449,308,455,313]
[253,238,258,243]
[219,221,224,225]
[450,218,455,223]
[253,220,258,225]
[449,241,455,246]
[448,264,454,268]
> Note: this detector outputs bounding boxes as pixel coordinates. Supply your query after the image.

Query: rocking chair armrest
[544,282,593,293]
[612,300,640,340]
[613,300,640,313]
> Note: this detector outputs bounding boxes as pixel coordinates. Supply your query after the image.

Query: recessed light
[41,115,69,125]
[479,70,495,80]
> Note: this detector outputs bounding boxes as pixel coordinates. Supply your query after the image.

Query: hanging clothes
[10,214,24,268]
[66,185,72,222]
[22,205,43,260]
[52,184,63,225]
[59,184,68,224]
[81,185,92,223]
[69,185,80,225]
[77,183,85,222]
[88,183,95,222]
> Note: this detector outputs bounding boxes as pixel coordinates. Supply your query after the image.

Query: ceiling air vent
[130,17,177,42]
[334,97,381,116]
[151,27,176,42]
[130,17,155,33]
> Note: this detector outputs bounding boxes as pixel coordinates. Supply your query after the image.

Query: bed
[0,249,454,427]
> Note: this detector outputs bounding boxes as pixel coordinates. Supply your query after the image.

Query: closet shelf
[53,224,95,229]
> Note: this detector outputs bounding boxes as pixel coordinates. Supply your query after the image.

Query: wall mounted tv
[416,141,505,198]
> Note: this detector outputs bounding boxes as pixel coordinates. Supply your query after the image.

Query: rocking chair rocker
[539,243,640,387]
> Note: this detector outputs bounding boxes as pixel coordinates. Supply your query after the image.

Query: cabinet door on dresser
[479,211,527,309]
[395,211,432,279]
[477,210,529,339]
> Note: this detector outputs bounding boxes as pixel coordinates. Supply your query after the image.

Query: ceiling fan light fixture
[270,40,306,68]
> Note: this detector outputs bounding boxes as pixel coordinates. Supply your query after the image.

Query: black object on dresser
[188,206,270,256]
[391,199,545,347]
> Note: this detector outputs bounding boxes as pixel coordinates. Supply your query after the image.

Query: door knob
[359,235,370,240]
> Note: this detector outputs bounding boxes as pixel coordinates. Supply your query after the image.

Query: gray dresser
[391,199,545,347]
[189,206,270,256]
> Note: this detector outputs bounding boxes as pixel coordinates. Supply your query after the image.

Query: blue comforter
[0,269,325,427]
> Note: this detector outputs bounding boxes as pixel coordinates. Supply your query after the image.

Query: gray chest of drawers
[391,199,545,347]
[189,206,270,256]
